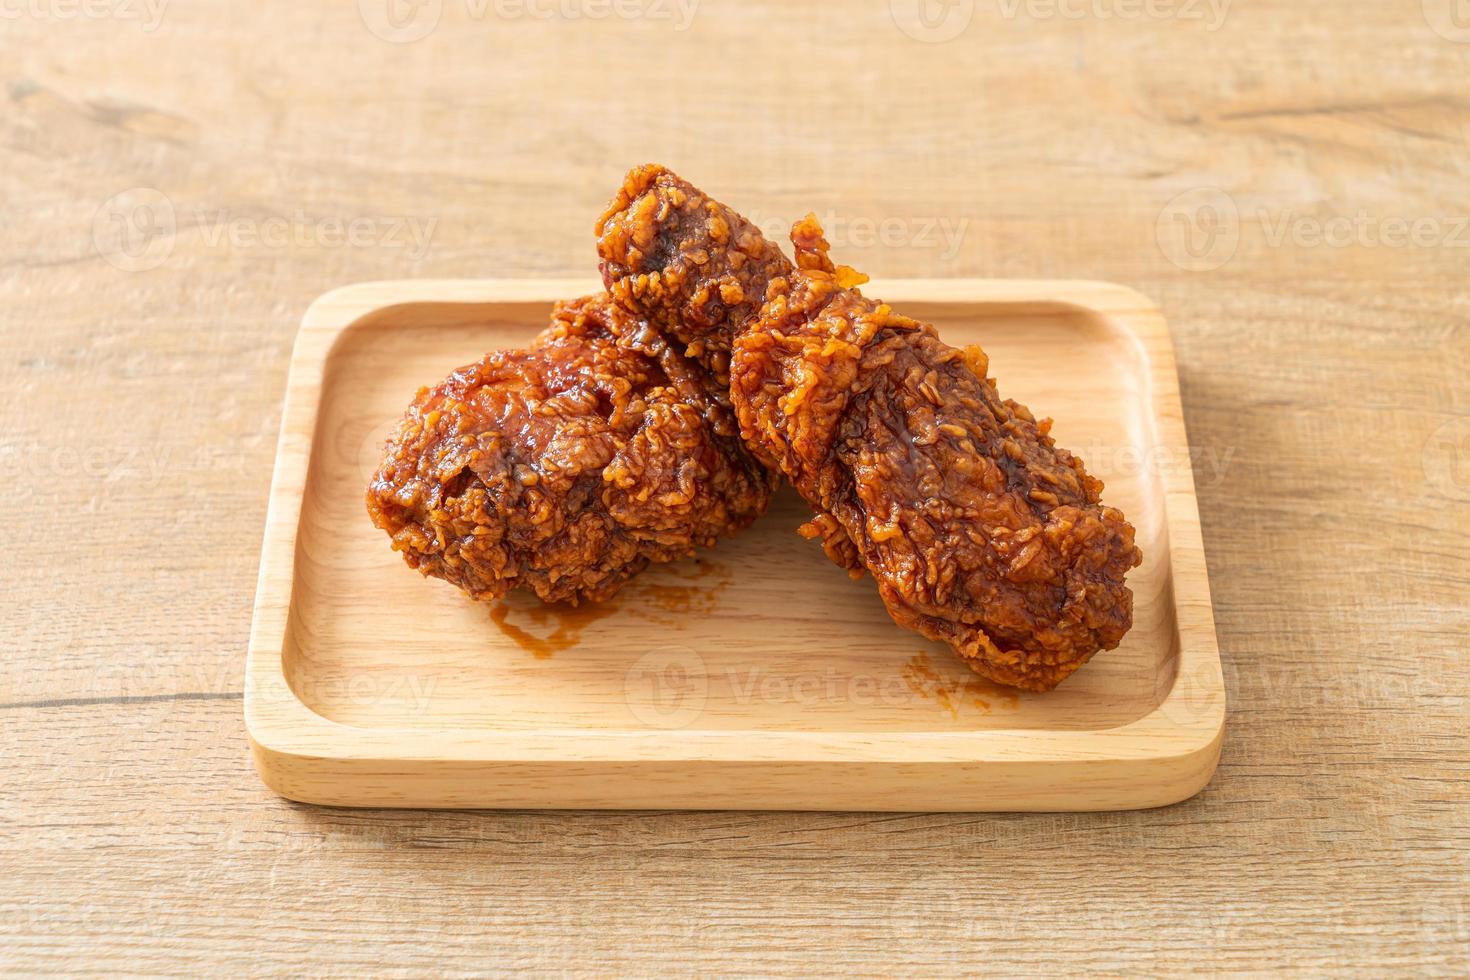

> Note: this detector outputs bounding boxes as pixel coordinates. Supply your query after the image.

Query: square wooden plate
[246,279,1224,811]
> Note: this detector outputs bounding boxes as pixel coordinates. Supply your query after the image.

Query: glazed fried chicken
[596,163,793,397]
[733,220,1142,691]
[366,294,776,605]
[597,166,1141,690]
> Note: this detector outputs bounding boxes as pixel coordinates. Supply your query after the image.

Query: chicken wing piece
[597,165,1141,691]
[595,163,792,396]
[731,219,1142,691]
[366,294,777,606]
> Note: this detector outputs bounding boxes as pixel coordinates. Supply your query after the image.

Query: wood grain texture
[0,0,1466,973]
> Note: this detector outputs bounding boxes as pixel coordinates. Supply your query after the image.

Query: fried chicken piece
[596,163,793,397]
[597,165,1141,690]
[366,294,776,605]
[732,219,1142,691]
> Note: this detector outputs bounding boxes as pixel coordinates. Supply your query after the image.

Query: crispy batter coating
[595,163,792,394]
[597,165,1141,691]
[731,219,1142,691]
[366,294,777,605]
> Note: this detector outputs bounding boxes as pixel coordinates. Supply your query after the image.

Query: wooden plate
[246,279,1224,811]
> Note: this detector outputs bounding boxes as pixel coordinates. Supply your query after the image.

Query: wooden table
[3,2,1466,974]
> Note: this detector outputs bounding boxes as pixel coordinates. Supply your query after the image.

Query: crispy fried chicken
[597,166,1141,690]
[596,163,792,398]
[366,294,777,605]
[732,219,1142,691]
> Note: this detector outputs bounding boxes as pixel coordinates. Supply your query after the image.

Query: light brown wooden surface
[248,280,1223,811]
[1,1,1466,974]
